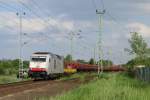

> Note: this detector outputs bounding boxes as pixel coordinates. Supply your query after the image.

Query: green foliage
[125,32,150,69]
[23,60,29,68]
[0,75,19,84]
[52,73,150,100]
[126,57,150,69]
[76,59,88,64]
[103,60,113,66]
[0,59,29,75]
[0,67,5,75]
[88,58,95,65]
[97,60,113,67]
[60,73,90,81]
[65,54,73,62]
[126,32,150,58]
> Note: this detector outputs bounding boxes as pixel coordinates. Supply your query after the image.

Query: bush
[0,59,29,75]
[126,57,150,70]
[0,67,5,75]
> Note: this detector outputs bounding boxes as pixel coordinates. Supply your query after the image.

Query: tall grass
[0,75,30,84]
[59,72,96,81]
[51,73,150,100]
[0,75,19,84]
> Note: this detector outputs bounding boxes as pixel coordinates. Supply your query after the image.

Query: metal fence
[135,67,150,82]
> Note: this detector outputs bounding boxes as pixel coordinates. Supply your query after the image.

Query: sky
[0,0,150,64]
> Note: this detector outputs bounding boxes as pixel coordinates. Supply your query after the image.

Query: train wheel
[44,76,49,80]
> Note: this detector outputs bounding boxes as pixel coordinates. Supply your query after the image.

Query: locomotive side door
[48,56,52,74]
[50,56,55,74]
[48,55,54,74]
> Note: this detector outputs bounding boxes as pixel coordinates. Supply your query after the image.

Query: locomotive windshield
[31,56,46,62]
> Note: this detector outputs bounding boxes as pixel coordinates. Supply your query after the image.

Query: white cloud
[127,22,150,38]
[47,19,96,42]
[62,21,74,31]
[0,11,47,34]
[0,11,75,34]
[22,18,47,32]
[0,11,96,43]
[136,3,150,13]
[47,18,74,32]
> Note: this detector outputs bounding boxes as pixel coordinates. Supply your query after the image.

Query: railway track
[0,73,96,100]
[0,77,80,98]
[0,73,96,99]
[0,79,55,97]
[0,80,34,89]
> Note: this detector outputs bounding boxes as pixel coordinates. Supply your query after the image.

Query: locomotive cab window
[31,56,46,62]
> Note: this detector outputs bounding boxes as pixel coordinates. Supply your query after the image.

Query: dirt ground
[0,76,94,100]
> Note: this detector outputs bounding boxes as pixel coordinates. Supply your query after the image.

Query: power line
[66,32,97,60]
[90,0,130,34]
[106,11,130,34]
[0,1,44,33]
[23,32,67,56]
[0,1,18,11]
[17,0,53,32]
[91,0,105,10]
[18,0,94,53]
[61,30,93,60]
[29,0,62,34]
[91,0,97,9]
[23,32,51,45]
[100,0,105,10]
[0,2,19,25]
[30,0,51,17]
[17,0,65,41]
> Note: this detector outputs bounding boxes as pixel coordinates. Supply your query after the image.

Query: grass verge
[59,72,96,81]
[0,75,30,84]
[51,72,150,100]
[0,75,19,84]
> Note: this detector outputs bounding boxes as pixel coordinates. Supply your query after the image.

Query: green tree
[97,60,113,67]
[89,58,95,65]
[0,59,29,75]
[125,32,150,68]
[65,54,72,62]
[76,59,88,64]
[125,32,150,59]
[23,60,29,68]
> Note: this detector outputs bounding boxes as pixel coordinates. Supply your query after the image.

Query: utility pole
[96,9,105,75]
[16,12,26,80]
[69,31,74,60]
[68,30,82,61]
[93,47,96,65]
[108,48,112,67]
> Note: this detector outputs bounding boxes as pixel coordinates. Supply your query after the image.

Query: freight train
[65,62,125,72]
[28,52,125,79]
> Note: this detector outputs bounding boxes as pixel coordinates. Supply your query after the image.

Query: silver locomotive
[28,52,64,79]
